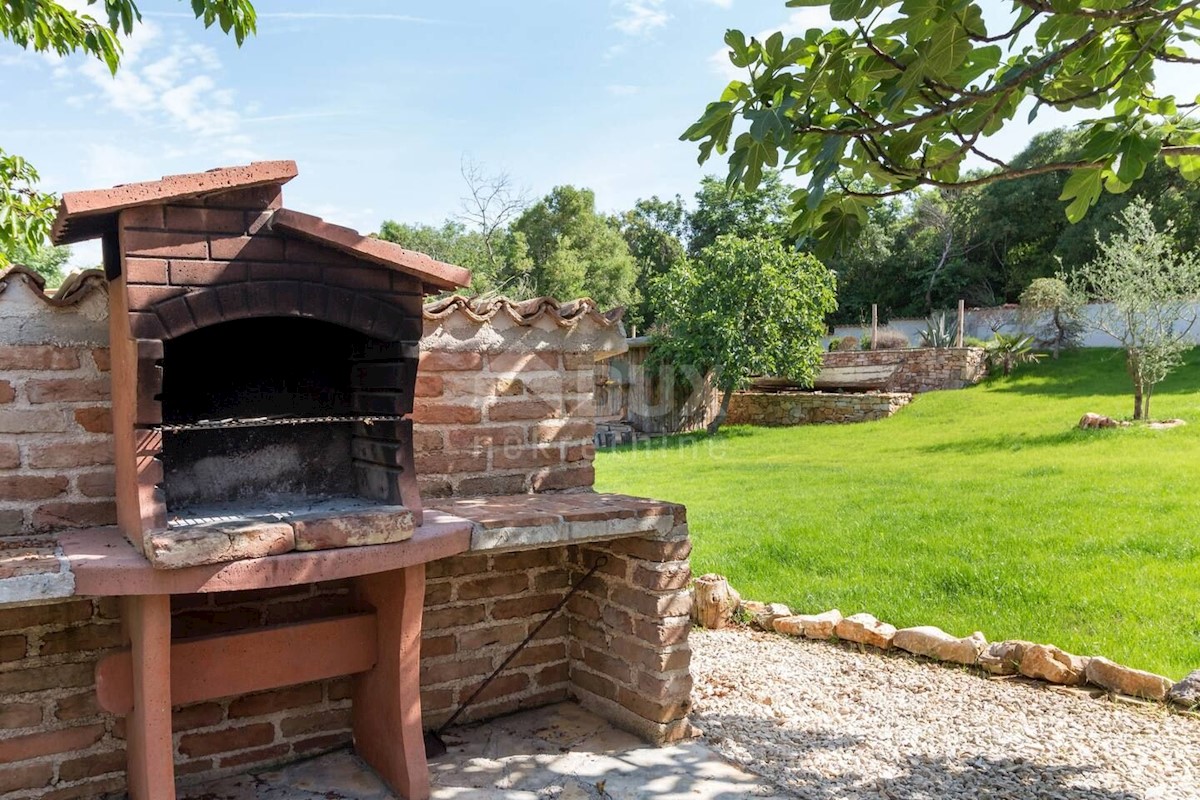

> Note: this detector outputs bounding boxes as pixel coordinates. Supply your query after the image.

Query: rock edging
[698,577,1197,710]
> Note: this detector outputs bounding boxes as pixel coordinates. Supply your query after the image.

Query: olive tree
[1019,277,1082,358]
[1069,198,1200,420]
[650,235,837,434]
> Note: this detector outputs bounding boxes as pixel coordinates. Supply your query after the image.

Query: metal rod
[153,414,406,432]
[435,555,609,735]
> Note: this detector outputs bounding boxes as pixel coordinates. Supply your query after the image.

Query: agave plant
[919,311,957,348]
[985,333,1043,376]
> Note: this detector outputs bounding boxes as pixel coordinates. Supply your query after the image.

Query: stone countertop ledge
[0,492,685,605]
[431,492,686,553]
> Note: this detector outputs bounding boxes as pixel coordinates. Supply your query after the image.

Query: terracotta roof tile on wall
[423,295,625,328]
[0,266,107,306]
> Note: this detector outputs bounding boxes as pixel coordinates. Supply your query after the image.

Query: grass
[594,348,1200,679]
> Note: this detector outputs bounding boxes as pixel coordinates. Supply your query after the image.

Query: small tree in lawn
[1069,199,1200,421]
[650,235,837,434]
[1019,277,1082,359]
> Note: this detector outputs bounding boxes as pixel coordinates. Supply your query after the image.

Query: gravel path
[690,628,1200,800]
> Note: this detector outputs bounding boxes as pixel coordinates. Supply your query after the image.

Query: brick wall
[0,343,116,537]
[821,347,987,394]
[413,350,596,498]
[726,391,912,427]
[0,528,692,798]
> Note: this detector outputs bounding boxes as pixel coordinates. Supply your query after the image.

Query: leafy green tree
[1068,198,1200,420]
[687,171,790,256]
[0,241,71,284]
[511,186,639,310]
[650,235,837,434]
[685,0,1200,257]
[0,1,257,262]
[620,196,688,332]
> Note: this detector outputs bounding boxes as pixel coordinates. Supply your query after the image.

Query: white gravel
[690,627,1200,800]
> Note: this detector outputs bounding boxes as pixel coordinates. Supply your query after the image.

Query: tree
[650,235,837,434]
[684,0,1200,257]
[1068,198,1200,420]
[456,158,529,274]
[687,171,790,256]
[0,0,257,261]
[1019,277,1082,358]
[620,196,688,331]
[0,241,72,284]
[510,186,639,310]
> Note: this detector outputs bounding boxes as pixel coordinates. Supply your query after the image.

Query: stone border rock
[721,588,1199,711]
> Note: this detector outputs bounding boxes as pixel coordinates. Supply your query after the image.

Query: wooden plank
[96,612,377,715]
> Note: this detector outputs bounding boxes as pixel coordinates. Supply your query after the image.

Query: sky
[3,0,1196,270]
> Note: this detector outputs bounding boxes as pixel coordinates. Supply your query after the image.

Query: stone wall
[726,391,912,427]
[820,347,986,394]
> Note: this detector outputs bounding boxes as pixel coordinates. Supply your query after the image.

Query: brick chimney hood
[50,161,472,568]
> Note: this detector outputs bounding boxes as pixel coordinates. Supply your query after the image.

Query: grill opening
[159,317,415,521]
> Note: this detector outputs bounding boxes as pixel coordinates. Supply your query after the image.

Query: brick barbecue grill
[0,162,694,800]
[51,161,469,568]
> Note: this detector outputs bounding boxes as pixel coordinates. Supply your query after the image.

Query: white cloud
[613,0,670,36]
[72,19,250,143]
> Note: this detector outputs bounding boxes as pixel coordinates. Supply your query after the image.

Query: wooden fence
[596,337,720,434]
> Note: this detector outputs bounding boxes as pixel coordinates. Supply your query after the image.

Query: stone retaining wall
[822,347,986,394]
[726,391,911,427]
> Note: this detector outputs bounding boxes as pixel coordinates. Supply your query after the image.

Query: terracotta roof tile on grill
[0,265,107,307]
[423,295,625,328]
[51,161,298,244]
[268,208,470,291]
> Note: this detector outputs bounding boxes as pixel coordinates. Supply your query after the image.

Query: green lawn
[595,348,1200,679]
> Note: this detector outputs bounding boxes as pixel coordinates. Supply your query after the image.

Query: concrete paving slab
[179,702,788,799]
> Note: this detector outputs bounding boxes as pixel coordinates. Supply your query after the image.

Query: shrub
[963,335,987,348]
[861,328,910,350]
[985,332,1043,376]
[827,337,841,351]
[835,335,859,351]
[919,311,956,348]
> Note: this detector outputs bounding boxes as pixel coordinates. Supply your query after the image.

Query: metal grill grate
[153,415,407,432]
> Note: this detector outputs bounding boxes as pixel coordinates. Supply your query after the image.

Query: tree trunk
[925,229,954,312]
[706,385,735,435]
[1144,384,1153,422]
[1127,351,1144,420]
[692,573,741,630]
[1051,309,1062,359]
